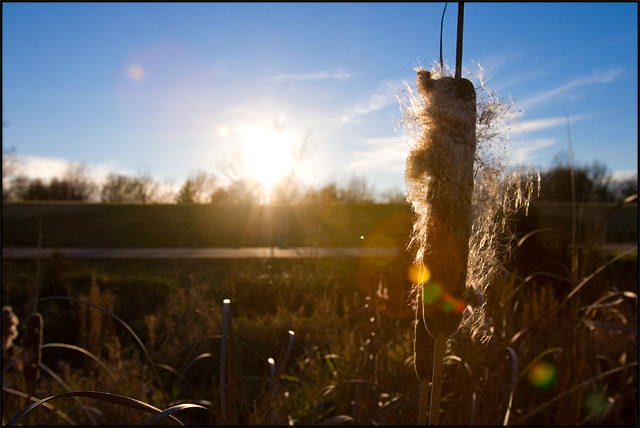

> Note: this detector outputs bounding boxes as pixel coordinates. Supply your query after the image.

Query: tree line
[2,148,637,205]
[1,148,403,205]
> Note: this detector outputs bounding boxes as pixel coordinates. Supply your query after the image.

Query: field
[1,201,638,425]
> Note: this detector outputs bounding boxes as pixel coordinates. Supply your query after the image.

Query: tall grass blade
[136,403,228,426]
[41,343,121,394]
[503,347,518,426]
[2,386,77,426]
[519,348,562,380]
[5,390,183,426]
[314,414,355,426]
[156,363,203,399]
[29,296,169,406]
[38,361,99,425]
[552,247,638,316]
[516,362,638,424]
[580,320,638,334]
[580,193,638,279]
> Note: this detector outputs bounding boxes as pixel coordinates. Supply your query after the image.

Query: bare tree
[186,170,218,204]
[175,181,196,204]
[60,163,99,201]
[2,147,22,201]
[101,172,159,204]
[338,176,376,204]
[379,187,407,204]
[540,153,617,203]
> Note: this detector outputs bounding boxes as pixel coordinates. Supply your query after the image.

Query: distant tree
[539,153,616,203]
[101,172,158,204]
[186,170,218,204]
[300,176,377,205]
[337,176,376,204]
[10,162,98,202]
[223,178,261,205]
[300,182,339,205]
[379,187,407,204]
[2,147,22,201]
[270,174,305,205]
[611,174,638,201]
[152,179,179,204]
[58,163,99,201]
[175,181,197,204]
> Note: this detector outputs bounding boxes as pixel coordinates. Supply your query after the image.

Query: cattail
[22,312,43,382]
[2,306,19,352]
[401,63,539,383]
[405,68,477,380]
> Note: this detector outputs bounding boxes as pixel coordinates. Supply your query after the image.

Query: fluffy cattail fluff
[400,63,539,380]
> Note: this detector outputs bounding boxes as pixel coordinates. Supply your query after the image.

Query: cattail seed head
[400,62,539,379]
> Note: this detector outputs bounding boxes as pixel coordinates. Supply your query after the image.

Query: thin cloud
[19,155,119,186]
[612,169,638,181]
[348,135,406,174]
[508,138,556,164]
[338,80,402,125]
[272,67,354,82]
[518,68,623,110]
[515,113,591,133]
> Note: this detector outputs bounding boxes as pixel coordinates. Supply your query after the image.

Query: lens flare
[423,283,442,305]
[127,65,145,81]
[408,264,431,285]
[217,125,230,137]
[527,360,557,389]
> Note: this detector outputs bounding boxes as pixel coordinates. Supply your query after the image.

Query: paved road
[3,244,635,260]
[1,247,401,259]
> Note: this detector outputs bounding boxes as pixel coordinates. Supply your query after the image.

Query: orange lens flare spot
[527,360,557,389]
[408,264,431,285]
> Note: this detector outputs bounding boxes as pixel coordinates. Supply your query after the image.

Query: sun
[241,125,296,202]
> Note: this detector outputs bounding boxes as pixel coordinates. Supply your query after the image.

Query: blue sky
[2,2,638,198]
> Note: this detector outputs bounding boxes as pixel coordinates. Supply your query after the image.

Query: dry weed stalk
[2,306,19,352]
[79,272,116,361]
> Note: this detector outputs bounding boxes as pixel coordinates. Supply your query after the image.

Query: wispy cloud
[518,68,623,110]
[508,138,557,164]
[612,169,638,181]
[515,113,591,133]
[272,67,354,82]
[19,155,119,185]
[337,80,402,126]
[347,135,406,174]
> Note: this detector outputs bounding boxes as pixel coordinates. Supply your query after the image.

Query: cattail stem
[419,378,430,425]
[429,332,446,426]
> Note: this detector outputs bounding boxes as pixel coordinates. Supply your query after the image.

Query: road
[1,247,402,259]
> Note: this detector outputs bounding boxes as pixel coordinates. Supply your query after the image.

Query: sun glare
[241,125,296,202]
